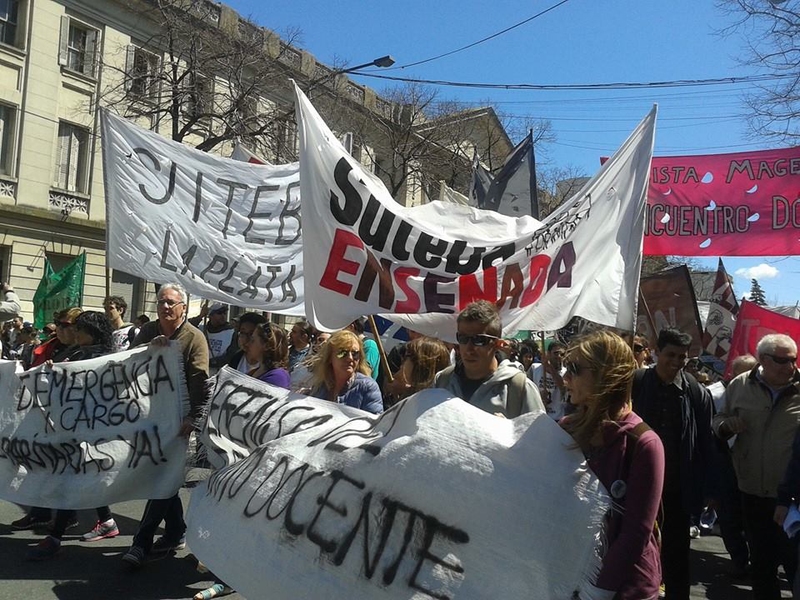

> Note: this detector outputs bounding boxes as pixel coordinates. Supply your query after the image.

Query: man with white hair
[713,334,800,600]
[122,283,210,568]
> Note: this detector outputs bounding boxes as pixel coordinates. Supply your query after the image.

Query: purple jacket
[256,367,291,390]
[587,411,665,600]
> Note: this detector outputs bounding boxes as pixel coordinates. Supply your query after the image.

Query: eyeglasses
[566,361,593,377]
[633,344,646,353]
[765,354,797,365]
[157,299,184,308]
[456,333,499,347]
[335,349,361,360]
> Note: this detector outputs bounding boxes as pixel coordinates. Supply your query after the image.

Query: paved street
[0,488,792,599]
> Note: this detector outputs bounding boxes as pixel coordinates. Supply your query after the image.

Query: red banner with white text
[625,147,800,256]
[726,299,800,378]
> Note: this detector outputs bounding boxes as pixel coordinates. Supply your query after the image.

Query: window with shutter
[60,16,100,78]
[0,0,19,46]
[127,45,160,101]
[0,104,16,176]
[186,72,212,118]
[54,122,89,193]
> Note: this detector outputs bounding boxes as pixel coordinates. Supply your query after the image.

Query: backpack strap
[621,420,664,549]
[127,326,137,348]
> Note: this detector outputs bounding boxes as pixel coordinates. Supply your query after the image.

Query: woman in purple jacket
[561,331,665,600]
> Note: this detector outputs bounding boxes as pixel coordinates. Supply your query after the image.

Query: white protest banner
[0,347,187,509]
[187,379,609,600]
[100,109,303,313]
[295,82,655,335]
[201,366,364,469]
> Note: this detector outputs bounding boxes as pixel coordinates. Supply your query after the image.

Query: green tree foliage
[750,278,767,306]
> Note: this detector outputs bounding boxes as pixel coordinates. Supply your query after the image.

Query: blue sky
[225,0,800,307]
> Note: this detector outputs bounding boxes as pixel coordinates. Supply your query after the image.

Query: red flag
[726,299,800,378]
[701,258,739,373]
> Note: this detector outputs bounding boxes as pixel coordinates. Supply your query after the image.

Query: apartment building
[0,0,511,321]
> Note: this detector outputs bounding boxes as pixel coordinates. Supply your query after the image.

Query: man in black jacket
[632,328,715,600]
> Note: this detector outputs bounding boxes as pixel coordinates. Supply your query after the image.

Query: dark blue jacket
[632,368,716,514]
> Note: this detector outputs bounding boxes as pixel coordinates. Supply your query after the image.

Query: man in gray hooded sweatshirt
[434,300,544,418]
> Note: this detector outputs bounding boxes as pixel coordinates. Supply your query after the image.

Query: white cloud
[734,263,779,280]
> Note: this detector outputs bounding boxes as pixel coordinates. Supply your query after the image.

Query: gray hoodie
[434,361,545,418]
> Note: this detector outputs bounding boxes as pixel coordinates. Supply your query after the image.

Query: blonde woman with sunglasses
[309,330,383,414]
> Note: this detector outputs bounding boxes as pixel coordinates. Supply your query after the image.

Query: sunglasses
[157,299,184,307]
[335,349,361,360]
[633,344,646,353]
[765,354,797,365]
[565,361,592,377]
[456,333,499,347]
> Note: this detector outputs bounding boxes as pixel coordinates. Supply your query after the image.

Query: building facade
[0,0,511,322]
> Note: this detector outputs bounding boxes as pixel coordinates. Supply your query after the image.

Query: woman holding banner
[26,311,121,560]
[561,331,665,600]
[309,330,383,414]
[11,307,84,532]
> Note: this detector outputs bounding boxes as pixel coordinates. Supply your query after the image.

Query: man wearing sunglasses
[713,333,800,600]
[434,300,543,418]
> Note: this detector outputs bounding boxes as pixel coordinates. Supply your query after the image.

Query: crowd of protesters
[2,278,800,600]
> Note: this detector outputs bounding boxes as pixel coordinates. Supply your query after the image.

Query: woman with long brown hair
[244,322,290,389]
[385,337,451,407]
[561,331,665,600]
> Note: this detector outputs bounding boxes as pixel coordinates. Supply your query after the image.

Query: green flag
[33,253,86,328]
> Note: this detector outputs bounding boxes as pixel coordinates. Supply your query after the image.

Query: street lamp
[339,55,395,76]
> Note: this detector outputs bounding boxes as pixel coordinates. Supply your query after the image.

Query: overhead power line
[356,72,794,91]
[393,0,572,70]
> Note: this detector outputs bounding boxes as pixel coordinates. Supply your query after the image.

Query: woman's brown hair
[403,337,450,393]
[561,330,637,452]
[253,323,289,371]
